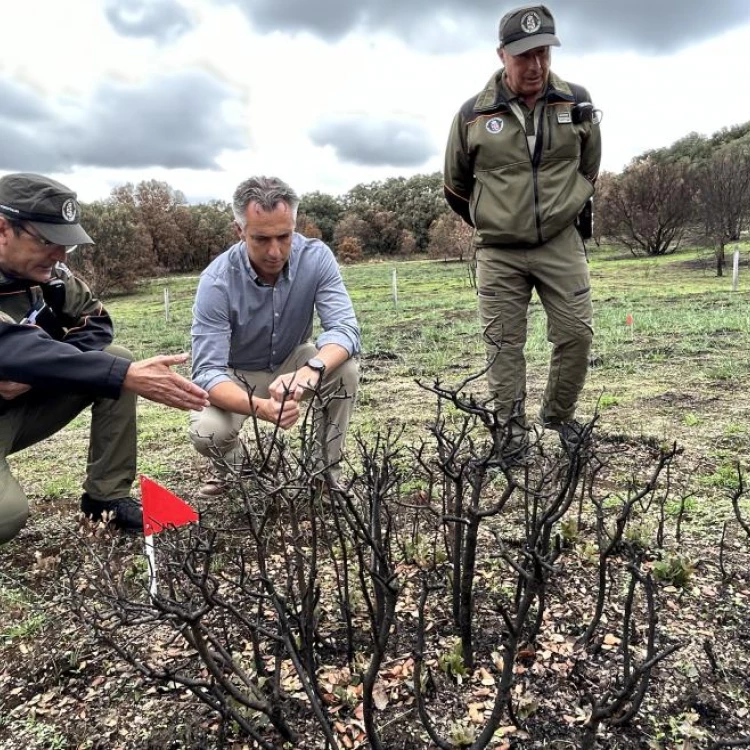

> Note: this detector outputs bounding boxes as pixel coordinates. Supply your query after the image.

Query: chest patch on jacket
[485,117,504,134]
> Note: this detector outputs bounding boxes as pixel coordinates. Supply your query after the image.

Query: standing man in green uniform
[0,173,209,543]
[444,4,601,459]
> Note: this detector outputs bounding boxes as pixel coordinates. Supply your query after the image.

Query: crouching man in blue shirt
[189,176,361,495]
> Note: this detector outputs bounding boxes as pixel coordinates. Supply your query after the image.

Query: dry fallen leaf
[468,702,485,724]
[372,682,389,711]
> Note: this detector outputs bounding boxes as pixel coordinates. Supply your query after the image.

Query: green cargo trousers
[189,343,359,475]
[476,224,594,425]
[0,344,137,544]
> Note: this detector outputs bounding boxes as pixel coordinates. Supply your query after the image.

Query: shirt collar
[500,71,549,107]
[237,233,305,286]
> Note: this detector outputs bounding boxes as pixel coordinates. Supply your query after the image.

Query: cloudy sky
[3,0,749,204]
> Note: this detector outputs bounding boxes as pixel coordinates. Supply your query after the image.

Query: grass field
[2,243,750,750]
[8,243,750,506]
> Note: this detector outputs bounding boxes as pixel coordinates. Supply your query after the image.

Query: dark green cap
[0,173,93,246]
[499,5,560,55]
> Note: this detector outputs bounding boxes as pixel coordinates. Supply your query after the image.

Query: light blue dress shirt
[191,234,361,393]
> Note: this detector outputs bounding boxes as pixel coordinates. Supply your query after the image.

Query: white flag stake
[144,533,158,598]
[733,249,740,292]
[164,287,171,322]
[392,268,398,307]
[139,475,198,603]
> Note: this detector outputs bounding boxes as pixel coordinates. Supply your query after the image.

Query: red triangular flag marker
[140,475,198,535]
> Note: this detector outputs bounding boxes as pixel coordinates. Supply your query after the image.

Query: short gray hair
[232,176,300,229]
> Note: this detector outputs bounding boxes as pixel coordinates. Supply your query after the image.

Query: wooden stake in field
[164,287,171,322]
[732,249,740,292]
[392,268,398,307]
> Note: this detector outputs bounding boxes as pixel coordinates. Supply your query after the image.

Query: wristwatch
[306,357,326,375]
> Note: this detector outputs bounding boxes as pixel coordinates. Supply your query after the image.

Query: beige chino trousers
[189,343,359,478]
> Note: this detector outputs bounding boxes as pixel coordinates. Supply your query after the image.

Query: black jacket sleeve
[0,321,129,399]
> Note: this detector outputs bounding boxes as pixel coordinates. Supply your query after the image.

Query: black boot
[80,494,143,533]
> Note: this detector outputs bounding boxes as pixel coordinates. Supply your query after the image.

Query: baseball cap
[498,5,560,55]
[0,173,93,246]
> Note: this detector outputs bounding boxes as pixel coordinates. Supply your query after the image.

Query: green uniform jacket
[0,263,129,405]
[444,70,602,248]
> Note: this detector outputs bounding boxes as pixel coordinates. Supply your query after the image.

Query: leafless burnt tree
[64,371,697,749]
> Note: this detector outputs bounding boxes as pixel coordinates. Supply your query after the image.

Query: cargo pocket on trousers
[477,289,503,348]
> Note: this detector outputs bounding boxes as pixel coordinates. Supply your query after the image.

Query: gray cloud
[0,80,53,122]
[105,0,194,43]
[225,0,490,52]
[310,116,436,167]
[0,123,60,172]
[226,0,750,54]
[69,73,246,169]
[0,71,246,172]
[560,0,750,53]
[0,81,64,171]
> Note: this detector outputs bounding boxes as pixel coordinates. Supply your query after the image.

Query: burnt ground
[1,428,749,750]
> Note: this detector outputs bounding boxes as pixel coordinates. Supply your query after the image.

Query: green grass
[0,586,47,643]
[6,245,750,511]
[3,244,750,750]
[1,612,47,642]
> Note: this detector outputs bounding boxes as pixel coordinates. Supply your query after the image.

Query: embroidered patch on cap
[486,117,504,134]
[61,198,78,223]
[520,11,541,34]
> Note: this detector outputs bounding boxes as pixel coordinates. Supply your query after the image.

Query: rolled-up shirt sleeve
[314,246,361,356]
[191,274,234,393]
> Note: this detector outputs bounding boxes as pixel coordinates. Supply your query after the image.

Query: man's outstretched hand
[0,381,32,400]
[123,353,209,411]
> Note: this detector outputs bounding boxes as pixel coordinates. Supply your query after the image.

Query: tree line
[73,181,237,296]
[70,173,472,296]
[69,121,750,295]
[595,122,750,275]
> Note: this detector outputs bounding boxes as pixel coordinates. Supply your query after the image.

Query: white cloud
[104,0,195,43]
